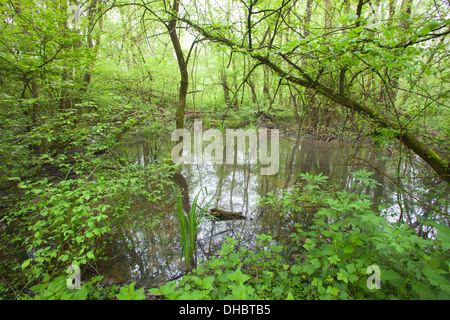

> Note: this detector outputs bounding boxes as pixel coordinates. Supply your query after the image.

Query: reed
[173,185,214,270]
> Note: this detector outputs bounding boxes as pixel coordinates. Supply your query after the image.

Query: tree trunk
[248,79,258,106]
[31,75,38,127]
[400,0,413,29]
[355,0,365,28]
[303,0,313,37]
[167,0,188,131]
[83,0,102,89]
[221,71,232,107]
[263,65,271,102]
[388,0,396,26]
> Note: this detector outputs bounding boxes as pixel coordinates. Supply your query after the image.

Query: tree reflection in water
[100,135,448,288]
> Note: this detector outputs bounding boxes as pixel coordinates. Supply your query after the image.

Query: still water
[98,132,448,288]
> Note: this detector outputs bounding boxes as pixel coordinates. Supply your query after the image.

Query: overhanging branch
[180,17,449,182]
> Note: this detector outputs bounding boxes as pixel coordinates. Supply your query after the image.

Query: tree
[179,0,449,182]
[165,0,189,131]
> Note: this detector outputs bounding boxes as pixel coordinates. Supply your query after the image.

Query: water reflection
[99,133,448,288]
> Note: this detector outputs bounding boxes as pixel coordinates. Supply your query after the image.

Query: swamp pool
[97,132,449,288]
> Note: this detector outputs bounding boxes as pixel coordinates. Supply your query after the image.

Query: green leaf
[422,266,450,291]
[346,263,356,274]
[132,287,147,300]
[32,188,42,195]
[420,26,430,36]
[348,274,359,283]
[227,268,250,283]
[116,282,146,300]
[326,286,339,297]
[203,275,215,290]
[347,14,359,22]
[337,272,348,284]
[148,288,160,295]
[412,282,436,300]
[310,258,321,268]
[432,222,450,251]
[328,255,341,264]
[427,19,440,31]
[231,284,247,299]
[21,259,32,270]
[302,263,317,275]
[286,291,295,300]
[321,244,334,256]
[382,270,404,287]
[343,246,354,254]
[73,286,89,300]
[291,265,302,274]
[309,41,319,49]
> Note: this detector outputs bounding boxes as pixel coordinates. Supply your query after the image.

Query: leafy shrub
[0,162,174,296]
[150,235,294,300]
[24,274,114,300]
[22,275,146,300]
[116,282,147,300]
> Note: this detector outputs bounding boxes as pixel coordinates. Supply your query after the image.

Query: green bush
[21,275,146,300]
[151,234,293,300]
[0,162,174,297]
[22,274,114,300]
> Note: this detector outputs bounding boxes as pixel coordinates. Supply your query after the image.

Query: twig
[166,271,187,282]
[352,157,449,218]
[0,273,18,299]
[197,227,237,242]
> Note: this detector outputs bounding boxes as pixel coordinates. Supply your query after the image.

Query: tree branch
[180,17,449,182]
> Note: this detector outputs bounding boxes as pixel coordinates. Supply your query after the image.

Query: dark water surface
[98,133,448,288]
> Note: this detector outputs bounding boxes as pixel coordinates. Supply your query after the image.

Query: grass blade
[173,185,215,270]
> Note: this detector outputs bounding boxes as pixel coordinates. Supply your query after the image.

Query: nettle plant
[152,171,450,300]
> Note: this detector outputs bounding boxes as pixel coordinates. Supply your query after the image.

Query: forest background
[0,0,449,300]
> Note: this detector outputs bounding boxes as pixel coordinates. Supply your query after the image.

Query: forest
[0,0,449,301]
